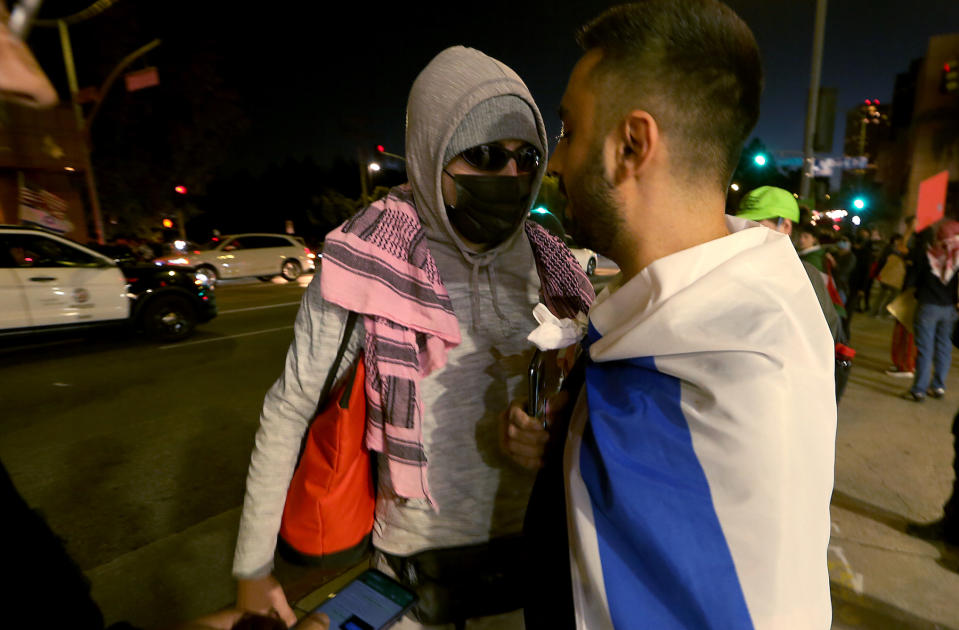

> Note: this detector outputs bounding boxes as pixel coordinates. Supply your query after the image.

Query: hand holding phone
[527,350,546,425]
[301,569,416,630]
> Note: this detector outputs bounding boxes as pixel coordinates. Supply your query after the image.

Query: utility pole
[799,0,828,205]
[36,0,128,245]
[58,19,106,244]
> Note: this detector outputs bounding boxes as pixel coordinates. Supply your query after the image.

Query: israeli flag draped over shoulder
[564,216,837,629]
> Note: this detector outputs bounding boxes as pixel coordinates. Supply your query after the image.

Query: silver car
[154,233,316,285]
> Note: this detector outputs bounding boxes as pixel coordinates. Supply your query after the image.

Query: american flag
[19,187,67,215]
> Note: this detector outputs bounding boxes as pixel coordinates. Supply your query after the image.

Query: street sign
[916,170,949,232]
[125,67,160,92]
[777,156,868,175]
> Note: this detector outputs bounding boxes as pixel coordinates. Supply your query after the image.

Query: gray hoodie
[233,46,549,578]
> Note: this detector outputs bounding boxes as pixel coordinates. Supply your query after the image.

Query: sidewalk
[286,313,959,629]
[829,313,959,629]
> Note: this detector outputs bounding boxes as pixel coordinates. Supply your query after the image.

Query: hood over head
[406,46,548,264]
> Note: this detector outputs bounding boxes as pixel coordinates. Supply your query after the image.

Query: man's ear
[614,110,658,182]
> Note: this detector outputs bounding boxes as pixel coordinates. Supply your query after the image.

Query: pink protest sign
[916,170,950,232]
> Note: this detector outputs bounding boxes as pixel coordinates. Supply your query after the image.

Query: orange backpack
[278,312,375,566]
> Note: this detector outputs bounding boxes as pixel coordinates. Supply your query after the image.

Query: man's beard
[566,145,624,258]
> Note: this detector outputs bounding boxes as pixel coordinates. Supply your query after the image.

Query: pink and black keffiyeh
[320,184,592,506]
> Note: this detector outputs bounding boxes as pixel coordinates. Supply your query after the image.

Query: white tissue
[527,303,588,351]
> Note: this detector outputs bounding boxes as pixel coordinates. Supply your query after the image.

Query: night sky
[28,0,959,174]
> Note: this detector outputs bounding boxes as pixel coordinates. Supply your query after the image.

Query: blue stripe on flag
[579,345,754,629]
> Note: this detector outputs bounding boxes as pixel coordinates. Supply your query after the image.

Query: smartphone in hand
[300,569,417,630]
[528,349,546,423]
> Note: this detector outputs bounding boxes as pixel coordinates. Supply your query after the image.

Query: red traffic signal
[376,145,385,153]
[174,185,188,195]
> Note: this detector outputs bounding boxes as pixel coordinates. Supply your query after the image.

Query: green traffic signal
[853,197,866,210]
[753,153,767,167]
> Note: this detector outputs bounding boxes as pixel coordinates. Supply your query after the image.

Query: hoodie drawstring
[467,258,511,330]
[470,261,482,330]
[488,265,509,321]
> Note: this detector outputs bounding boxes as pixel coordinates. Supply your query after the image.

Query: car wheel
[196,265,218,286]
[257,276,275,282]
[281,259,302,281]
[586,256,597,276]
[141,295,197,342]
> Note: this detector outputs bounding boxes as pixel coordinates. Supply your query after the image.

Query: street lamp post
[57,19,106,244]
[799,0,828,204]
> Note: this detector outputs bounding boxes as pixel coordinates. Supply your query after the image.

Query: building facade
[0,102,88,242]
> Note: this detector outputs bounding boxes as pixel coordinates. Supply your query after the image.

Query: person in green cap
[736,186,843,344]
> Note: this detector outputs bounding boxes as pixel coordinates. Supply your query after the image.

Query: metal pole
[58,19,106,244]
[799,0,828,204]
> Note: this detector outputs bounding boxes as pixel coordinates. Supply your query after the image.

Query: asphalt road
[1,276,312,568]
[1,275,313,624]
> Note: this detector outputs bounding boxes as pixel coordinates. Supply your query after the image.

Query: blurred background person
[886,217,918,379]
[870,234,908,318]
[850,229,875,313]
[902,196,959,402]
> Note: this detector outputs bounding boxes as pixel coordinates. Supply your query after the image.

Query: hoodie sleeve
[233,271,364,579]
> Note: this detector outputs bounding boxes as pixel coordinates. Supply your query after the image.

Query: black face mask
[444,172,534,246]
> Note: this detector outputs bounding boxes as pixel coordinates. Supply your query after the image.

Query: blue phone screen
[312,570,415,630]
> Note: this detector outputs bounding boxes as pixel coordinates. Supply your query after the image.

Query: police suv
[0,225,216,342]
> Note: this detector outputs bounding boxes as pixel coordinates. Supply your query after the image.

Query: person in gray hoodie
[232,46,590,630]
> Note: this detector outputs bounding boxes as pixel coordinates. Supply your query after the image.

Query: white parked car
[564,236,598,276]
[527,209,598,276]
[154,233,315,285]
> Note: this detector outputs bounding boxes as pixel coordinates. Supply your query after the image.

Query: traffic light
[942,60,958,95]
[174,185,188,195]
[753,153,767,167]
[376,145,385,153]
[853,197,866,210]
[162,218,174,229]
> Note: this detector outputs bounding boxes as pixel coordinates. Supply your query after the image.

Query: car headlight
[194,271,213,286]
[164,257,191,266]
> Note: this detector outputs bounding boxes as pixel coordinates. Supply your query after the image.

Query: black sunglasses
[460,143,541,173]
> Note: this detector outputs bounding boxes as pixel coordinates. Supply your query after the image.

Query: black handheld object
[528,350,547,428]
[304,569,417,630]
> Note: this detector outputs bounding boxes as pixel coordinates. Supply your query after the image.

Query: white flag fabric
[565,216,836,629]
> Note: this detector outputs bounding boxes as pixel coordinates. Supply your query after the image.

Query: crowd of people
[3,0,958,629]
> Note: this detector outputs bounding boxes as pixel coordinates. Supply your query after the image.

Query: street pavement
[4,273,959,628]
[830,313,959,629]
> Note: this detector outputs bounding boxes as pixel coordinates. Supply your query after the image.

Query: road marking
[159,325,294,350]
[218,301,301,315]
[828,543,864,594]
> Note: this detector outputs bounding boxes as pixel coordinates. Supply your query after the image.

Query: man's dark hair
[576,0,763,190]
